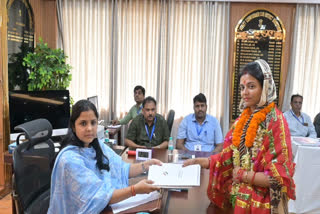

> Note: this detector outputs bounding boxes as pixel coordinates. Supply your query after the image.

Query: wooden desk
[4,151,13,165]
[101,147,162,214]
[117,149,229,214]
[107,127,121,145]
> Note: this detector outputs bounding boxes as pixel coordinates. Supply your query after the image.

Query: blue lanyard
[145,117,157,142]
[137,105,143,114]
[195,122,204,136]
[290,110,304,124]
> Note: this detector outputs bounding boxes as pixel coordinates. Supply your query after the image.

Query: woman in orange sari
[184,59,295,214]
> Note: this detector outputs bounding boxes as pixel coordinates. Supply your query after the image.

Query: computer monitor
[87,95,98,110]
[9,90,70,133]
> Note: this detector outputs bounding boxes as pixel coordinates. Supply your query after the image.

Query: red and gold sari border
[236,198,271,209]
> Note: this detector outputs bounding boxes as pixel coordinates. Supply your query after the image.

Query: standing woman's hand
[183,157,210,169]
[232,166,241,183]
[182,158,197,167]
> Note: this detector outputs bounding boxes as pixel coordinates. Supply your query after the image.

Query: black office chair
[87,95,99,110]
[166,110,175,135]
[12,119,55,214]
[314,113,320,138]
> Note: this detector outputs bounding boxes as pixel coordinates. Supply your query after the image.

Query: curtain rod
[178,0,319,4]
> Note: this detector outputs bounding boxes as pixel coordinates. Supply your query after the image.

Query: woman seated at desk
[184,59,296,214]
[48,100,161,213]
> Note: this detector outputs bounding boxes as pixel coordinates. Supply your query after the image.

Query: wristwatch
[141,163,147,174]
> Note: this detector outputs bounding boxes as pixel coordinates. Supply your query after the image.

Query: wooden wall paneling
[29,0,57,48]
[29,0,42,45]
[229,3,296,121]
[43,0,57,48]
[0,0,4,191]
[0,0,11,195]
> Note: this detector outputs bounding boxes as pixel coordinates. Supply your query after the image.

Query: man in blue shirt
[284,94,317,138]
[176,93,223,152]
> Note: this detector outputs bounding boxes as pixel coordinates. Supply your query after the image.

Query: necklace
[232,102,275,148]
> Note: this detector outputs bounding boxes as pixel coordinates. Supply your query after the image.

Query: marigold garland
[232,102,275,148]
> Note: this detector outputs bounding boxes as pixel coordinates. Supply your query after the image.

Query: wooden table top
[118,149,226,214]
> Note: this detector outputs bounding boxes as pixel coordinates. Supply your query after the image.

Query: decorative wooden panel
[29,0,57,48]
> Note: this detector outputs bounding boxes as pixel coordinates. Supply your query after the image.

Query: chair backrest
[12,118,55,214]
[166,110,175,135]
[87,95,99,110]
[314,113,320,138]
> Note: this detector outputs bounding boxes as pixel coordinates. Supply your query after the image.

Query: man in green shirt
[112,85,145,125]
[125,96,170,149]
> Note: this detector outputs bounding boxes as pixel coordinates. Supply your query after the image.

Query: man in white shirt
[284,94,317,138]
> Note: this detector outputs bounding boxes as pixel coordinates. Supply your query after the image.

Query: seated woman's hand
[183,157,210,169]
[145,159,162,168]
[134,179,160,194]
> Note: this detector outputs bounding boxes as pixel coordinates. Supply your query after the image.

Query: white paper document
[292,137,320,146]
[110,191,161,214]
[148,163,201,188]
[107,125,121,129]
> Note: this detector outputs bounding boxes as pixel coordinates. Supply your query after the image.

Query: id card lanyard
[290,110,305,125]
[195,122,204,136]
[137,105,143,114]
[145,117,157,143]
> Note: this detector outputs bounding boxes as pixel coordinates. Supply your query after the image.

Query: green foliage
[23,38,72,90]
[8,43,33,90]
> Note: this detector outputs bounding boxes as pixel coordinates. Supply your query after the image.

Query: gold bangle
[245,171,249,183]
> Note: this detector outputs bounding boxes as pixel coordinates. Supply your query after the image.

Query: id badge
[194,144,202,151]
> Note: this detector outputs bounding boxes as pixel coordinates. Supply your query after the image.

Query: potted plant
[23,38,72,90]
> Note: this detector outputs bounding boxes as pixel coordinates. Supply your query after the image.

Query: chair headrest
[14,119,53,146]
[167,110,175,120]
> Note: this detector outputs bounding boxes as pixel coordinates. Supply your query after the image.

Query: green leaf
[23,37,73,91]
